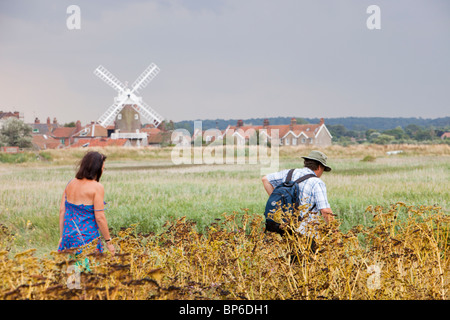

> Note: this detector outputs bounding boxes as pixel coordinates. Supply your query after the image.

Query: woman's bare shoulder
[93,181,104,193]
[69,178,104,191]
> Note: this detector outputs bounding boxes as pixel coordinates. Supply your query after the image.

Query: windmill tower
[94,63,164,145]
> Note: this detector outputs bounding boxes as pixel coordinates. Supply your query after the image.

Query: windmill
[94,63,164,129]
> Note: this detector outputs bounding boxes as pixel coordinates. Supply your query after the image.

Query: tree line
[327,124,450,145]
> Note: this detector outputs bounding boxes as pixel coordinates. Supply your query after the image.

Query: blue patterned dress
[58,181,104,254]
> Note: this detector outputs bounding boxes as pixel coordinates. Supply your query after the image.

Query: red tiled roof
[141,128,162,135]
[142,123,158,129]
[282,124,322,138]
[0,112,20,120]
[31,134,63,150]
[51,127,76,138]
[70,138,128,148]
[147,133,164,144]
[148,131,172,144]
[441,132,450,139]
[224,123,322,139]
[73,124,108,137]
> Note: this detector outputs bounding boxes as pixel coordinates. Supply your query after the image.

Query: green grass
[1,147,449,257]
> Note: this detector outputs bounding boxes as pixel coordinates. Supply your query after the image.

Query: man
[262,150,335,235]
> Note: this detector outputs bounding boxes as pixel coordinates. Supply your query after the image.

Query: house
[50,120,117,147]
[0,111,20,120]
[147,130,172,147]
[0,111,22,129]
[51,126,77,146]
[221,118,332,147]
[31,134,64,150]
[70,120,144,147]
[29,117,59,135]
[441,132,450,140]
[278,118,332,147]
[141,127,162,136]
[27,117,63,150]
[140,127,162,146]
[72,121,108,144]
[147,132,165,147]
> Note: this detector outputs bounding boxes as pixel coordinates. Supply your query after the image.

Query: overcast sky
[0,0,449,125]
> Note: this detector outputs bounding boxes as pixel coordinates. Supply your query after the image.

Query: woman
[58,151,115,256]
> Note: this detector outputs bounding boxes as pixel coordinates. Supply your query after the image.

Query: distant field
[0,144,449,256]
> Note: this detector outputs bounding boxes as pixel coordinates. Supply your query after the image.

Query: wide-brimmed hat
[301,150,332,172]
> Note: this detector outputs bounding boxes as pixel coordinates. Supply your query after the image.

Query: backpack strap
[287,170,316,184]
[294,173,316,184]
[286,169,296,183]
[294,173,317,212]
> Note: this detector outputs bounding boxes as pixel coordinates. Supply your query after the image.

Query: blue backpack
[264,169,316,235]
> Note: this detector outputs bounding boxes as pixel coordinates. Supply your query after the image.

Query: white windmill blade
[94,65,126,93]
[97,96,128,127]
[131,63,160,94]
[133,100,164,127]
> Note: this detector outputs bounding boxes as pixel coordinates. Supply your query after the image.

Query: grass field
[0,144,449,300]
[1,144,448,256]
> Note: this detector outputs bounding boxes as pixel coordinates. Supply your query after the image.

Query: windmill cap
[301,150,332,172]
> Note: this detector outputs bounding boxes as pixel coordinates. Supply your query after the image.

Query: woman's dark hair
[304,159,322,171]
[76,151,107,182]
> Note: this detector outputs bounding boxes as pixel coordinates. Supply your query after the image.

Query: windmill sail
[133,100,164,127]
[131,63,160,94]
[97,96,129,127]
[94,65,126,93]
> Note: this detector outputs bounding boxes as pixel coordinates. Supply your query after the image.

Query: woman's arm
[93,183,110,238]
[93,183,115,255]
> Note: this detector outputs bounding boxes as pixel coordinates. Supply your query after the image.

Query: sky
[0,0,449,125]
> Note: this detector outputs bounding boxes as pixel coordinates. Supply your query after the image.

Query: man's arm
[312,181,336,224]
[262,176,274,195]
[320,208,335,224]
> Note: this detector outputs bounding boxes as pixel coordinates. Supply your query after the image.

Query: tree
[372,134,395,145]
[383,126,407,140]
[365,129,378,139]
[328,125,348,138]
[404,124,421,138]
[414,128,434,141]
[367,131,380,142]
[296,118,309,125]
[0,118,32,148]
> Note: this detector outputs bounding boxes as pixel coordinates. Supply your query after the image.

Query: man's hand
[320,208,336,224]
